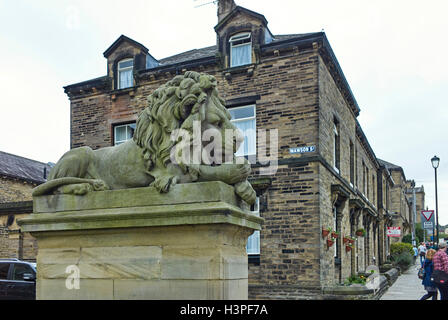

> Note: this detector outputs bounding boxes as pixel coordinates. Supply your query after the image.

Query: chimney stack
[217,0,236,23]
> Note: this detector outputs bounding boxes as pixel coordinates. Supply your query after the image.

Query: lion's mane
[133,71,228,177]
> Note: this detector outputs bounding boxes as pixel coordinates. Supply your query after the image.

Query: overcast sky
[0,0,447,225]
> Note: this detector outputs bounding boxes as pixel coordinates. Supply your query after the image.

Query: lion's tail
[32,177,99,196]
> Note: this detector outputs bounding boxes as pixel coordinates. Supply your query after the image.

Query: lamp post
[431,155,440,246]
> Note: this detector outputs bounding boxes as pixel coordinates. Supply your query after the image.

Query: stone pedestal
[18,181,263,300]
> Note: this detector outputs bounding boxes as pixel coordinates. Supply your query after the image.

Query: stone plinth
[18,181,263,300]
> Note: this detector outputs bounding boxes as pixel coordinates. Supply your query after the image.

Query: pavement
[380,260,428,300]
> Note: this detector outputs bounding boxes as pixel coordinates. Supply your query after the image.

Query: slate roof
[377,159,402,170]
[157,33,320,66]
[0,151,52,185]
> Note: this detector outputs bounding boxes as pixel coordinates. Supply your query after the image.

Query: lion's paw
[152,175,178,193]
[92,180,109,191]
[234,180,256,205]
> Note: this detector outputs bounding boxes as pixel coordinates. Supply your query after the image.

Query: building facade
[62,1,422,299]
[0,151,50,261]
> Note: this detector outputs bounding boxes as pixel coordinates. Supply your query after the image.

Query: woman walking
[420,249,438,300]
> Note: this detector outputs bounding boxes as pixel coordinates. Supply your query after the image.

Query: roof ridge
[0,150,48,166]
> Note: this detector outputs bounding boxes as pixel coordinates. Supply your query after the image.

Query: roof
[103,34,149,58]
[378,158,407,181]
[377,159,402,170]
[159,45,217,66]
[157,33,319,66]
[0,151,51,184]
[215,5,268,32]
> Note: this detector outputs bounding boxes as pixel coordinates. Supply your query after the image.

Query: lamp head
[431,155,440,169]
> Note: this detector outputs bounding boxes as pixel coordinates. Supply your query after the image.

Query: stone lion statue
[33,71,256,205]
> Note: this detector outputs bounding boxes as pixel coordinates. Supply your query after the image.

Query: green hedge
[390,242,414,256]
[390,242,414,270]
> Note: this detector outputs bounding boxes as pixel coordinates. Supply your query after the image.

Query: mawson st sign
[421,210,435,230]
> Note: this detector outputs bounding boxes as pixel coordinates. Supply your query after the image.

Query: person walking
[432,242,448,300]
[419,242,428,267]
[413,245,419,264]
[420,249,438,300]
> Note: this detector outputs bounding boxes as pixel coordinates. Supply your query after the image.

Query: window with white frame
[229,105,256,157]
[117,58,133,89]
[333,119,340,173]
[114,123,136,145]
[246,197,260,255]
[229,32,252,67]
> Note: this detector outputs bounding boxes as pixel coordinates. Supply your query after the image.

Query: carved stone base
[18,182,263,300]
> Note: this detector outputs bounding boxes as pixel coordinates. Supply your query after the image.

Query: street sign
[424,221,434,230]
[421,210,435,230]
[387,227,401,237]
[289,146,316,154]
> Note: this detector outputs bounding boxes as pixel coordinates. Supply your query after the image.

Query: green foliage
[344,274,367,286]
[415,224,424,242]
[390,242,414,270]
[391,252,413,270]
[390,242,414,256]
[402,234,413,244]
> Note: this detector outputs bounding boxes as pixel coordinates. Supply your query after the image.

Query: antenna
[194,0,218,8]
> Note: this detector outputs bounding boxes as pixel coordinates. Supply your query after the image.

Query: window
[117,58,133,89]
[333,119,340,172]
[229,105,256,157]
[372,174,376,205]
[229,32,252,67]
[12,264,33,281]
[114,123,136,145]
[362,161,366,195]
[349,141,354,186]
[333,207,338,258]
[0,263,10,280]
[246,197,260,255]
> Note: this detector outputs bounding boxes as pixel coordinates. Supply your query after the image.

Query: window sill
[248,254,260,265]
[222,63,256,80]
[110,86,136,100]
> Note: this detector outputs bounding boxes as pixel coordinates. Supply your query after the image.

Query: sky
[0,0,447,224]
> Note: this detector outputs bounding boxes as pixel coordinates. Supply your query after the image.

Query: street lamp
[431,155,440,246]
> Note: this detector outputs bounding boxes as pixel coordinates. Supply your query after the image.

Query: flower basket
[322,228,331,238]
[345,244,353,252]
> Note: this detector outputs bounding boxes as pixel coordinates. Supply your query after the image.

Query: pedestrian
[420,249,438,300]
[413,245,418,264]
[432,242,448,300]
[418,242,428,267]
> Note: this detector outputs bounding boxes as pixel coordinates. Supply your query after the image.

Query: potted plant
[345,242,354,252]
[343,236,351,244]
[356,228,366,237]
[322,227,331,238]
[331,230,339,239]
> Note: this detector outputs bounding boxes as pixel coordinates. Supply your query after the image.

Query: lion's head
[133,71,244,179]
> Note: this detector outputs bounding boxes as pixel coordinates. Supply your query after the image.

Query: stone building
[0,151,51,260]
[62,0,421,299]
[378,159,413,243]
[405,180,425,224]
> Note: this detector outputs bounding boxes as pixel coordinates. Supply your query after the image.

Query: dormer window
[229,32,252,67]
[117,58,133,89]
